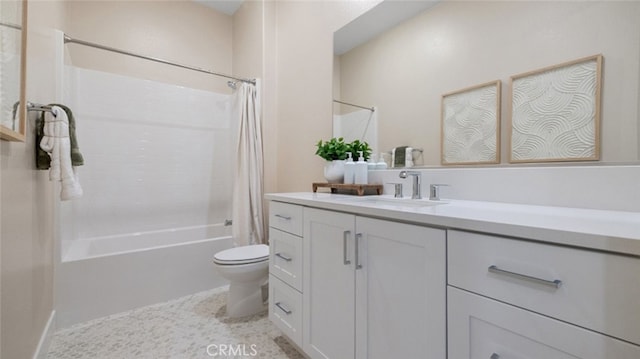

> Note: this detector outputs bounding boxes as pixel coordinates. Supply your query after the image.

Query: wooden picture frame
[509,54,602,163]
[441,80,501,165]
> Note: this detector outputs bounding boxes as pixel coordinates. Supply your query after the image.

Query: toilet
[213,244,269,318]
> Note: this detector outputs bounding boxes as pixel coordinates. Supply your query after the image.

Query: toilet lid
[213,244,269,265]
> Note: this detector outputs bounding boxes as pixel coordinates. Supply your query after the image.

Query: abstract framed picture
[441,80,501,165]
[509,54,602,163]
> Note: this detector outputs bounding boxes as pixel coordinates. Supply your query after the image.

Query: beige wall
[232,0,278,198]
[64,0,233,94]
[0,1,66,357]
[273,0,379,191]
[339,0,640,165]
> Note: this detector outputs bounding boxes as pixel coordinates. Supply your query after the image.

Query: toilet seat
[213,244,269,265]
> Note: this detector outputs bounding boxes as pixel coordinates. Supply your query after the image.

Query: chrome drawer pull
[275,253,292,262]
[490,354,500,359]
[343,231,351,265]
[274,214,292,220]
[488,265,562,289]
[355,233,363,269]
[275,301,292,315]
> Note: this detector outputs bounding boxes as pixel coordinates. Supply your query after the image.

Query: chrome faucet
[399,170,422,199]
[429,184,449,201]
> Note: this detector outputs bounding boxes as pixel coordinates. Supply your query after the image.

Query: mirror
[334,0,640,166]
[332,100,378,156]
[0,0,27,142]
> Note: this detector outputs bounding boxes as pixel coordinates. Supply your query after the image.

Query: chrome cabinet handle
[488,265,562,289]
[343,231,351,265]
[275,302,292,315]
[490,354,500,359]
[355,233,363,269]
[275,252,292,262]
[274,214,291,220]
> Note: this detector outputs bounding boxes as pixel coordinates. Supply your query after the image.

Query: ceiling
[334,0,440,55]
[193,0,243,16]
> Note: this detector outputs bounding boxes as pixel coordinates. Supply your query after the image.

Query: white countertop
[265,192,640,256]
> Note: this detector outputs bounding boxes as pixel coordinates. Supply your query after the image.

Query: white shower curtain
[231,79,265,246]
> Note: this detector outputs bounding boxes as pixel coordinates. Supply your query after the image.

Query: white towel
[40,106,83,200]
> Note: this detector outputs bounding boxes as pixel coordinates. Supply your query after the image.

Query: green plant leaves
[315,137,371,161]
[348,140,372,161]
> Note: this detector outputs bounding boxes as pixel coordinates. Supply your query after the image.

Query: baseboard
[33,310,56,359]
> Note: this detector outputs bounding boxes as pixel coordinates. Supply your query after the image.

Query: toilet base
[226,279,267,318]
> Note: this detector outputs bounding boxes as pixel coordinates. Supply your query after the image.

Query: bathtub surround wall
[55,65,238,327]
[62,65,234,244]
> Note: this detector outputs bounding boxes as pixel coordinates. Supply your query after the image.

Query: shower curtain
[231,80,265,246]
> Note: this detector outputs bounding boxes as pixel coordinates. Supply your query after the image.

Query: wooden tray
[312,183,383,196]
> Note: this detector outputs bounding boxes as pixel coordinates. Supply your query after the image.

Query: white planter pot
[324,160,345,183]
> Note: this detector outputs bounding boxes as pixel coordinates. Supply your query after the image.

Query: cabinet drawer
[269,275,303,347]
[269,228,303,291]
[448,230,640,345]
[448,287,640,359]
[269,202,303,236]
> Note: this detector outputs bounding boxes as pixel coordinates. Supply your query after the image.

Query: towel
[40,106,83,200]
[391,146,408,168]
[36,103,84,169]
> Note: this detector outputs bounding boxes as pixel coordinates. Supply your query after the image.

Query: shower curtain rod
[63,34,256,85]
[333,99,375,112]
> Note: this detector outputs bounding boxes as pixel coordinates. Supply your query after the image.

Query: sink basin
[348,196,447,208]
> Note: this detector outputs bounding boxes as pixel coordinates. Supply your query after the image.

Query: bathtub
[56,224,234,328]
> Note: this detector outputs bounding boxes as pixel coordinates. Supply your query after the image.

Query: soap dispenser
[344,152,355,184]
[368,153,378,171]
[376,152,388,170]
[355,151,368,184]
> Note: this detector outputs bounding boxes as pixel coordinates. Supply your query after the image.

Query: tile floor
[46,287,305,359]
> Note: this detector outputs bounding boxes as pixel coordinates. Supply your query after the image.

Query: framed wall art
[441,80,501,165]
[509,54,602,163]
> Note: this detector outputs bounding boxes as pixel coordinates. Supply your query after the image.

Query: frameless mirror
[334,0,640,166]
[332,0,439,161]
[0,0,27,142]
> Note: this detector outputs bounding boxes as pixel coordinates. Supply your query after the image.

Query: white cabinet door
[355,217,446,359]
[303,208,356,359]
[448,287,640,359]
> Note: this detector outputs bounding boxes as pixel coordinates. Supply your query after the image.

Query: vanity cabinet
[268,202,305,347]
[448,287,640,358]
[448,230,640,358]
[302,207,446,359]
[267,194,640,359]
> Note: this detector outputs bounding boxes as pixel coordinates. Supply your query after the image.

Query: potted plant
[316,137,350,183]
[316,138,372,183]
[315,137,350,161]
